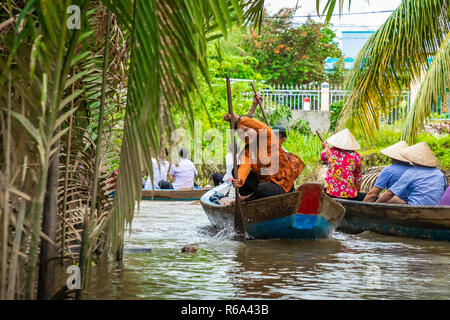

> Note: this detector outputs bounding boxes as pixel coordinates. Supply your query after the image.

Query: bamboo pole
[250,82,269,126]
[226,76,245,242]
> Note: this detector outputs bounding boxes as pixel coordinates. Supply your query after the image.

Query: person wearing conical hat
[363,141,411,202]
[321,128,364,200]
[377,142,447,205]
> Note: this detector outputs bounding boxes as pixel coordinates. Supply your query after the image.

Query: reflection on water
[87,201,450,299]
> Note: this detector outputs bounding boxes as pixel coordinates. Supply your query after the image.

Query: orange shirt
[236,116,305,192]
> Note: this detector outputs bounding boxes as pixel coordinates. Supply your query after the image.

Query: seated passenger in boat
[212,143,241,186]
[144,149,171,190]
[363,141,411,202]
[321,128,365,201]
[224,101,304,201]
[169,148,198,189]
[376,142,447,205]
[439,186,450,206]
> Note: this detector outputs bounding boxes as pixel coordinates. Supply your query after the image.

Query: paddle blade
[234,195,246,241]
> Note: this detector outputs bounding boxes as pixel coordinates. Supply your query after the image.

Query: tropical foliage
[337,0,450,143]
[0,0,269,300]
[241,8,342,85]
[0,0,129,299]
[0,0,372,301]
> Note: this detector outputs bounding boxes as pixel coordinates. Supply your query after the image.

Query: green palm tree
[323,0,450,143]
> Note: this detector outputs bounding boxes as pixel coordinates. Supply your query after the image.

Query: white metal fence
[261,88,321,111]
[236,79,449,122]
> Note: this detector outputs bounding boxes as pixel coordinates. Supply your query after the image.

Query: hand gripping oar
[226,76,246,242]
[251,82,270,126]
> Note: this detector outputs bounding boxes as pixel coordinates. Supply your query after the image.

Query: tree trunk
[37,147,59,300]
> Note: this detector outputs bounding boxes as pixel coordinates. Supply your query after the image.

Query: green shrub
[259,104,293,127]
[289,118,312,136]
[328,100,344,132]
[418,133,450,170]
[284,130,323,185]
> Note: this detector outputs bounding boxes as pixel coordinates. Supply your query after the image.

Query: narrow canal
[87,200,450,299]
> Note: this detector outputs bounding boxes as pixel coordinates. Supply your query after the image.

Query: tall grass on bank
[283,130,324,185]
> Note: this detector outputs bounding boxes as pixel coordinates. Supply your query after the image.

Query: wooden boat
[142,187,212,201]
[200,183,346,240]
[336,199,450,241]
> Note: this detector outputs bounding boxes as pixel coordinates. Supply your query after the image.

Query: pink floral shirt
[321,147,362,198]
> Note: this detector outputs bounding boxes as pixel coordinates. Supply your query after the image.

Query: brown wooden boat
[200,183,346,240]
[141,187,212,201]
[336,198,450,241]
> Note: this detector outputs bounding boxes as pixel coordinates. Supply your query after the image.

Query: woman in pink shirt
[321,129,364,200]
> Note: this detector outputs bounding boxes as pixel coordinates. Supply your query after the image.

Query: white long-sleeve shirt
[144,158,169,190]
[222,153,241,182]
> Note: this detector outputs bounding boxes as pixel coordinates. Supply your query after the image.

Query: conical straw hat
[326,128,360,151]
[380,141,409,162]
[399,142,439,167]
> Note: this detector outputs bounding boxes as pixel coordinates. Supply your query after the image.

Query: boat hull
[246,214,335,240]
[201,183,346,240]
[142,188,212,201]
[336,199,450,241]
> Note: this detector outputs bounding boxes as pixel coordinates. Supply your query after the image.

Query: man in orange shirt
[224,99,304,201]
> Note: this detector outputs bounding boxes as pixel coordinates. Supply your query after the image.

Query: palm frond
[402,31,450,143]
[102,0,266,254]
[339,0,449,141]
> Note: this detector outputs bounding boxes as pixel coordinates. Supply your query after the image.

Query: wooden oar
[315,130,324,144]
[251,82,270,126]
[226,76,246,242]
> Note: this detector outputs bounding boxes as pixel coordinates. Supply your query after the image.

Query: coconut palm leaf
[402,32,450,143]
[338,0,450,141]
[100,0,266,254]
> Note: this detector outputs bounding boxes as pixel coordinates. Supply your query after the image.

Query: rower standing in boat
[321,128,365,201]
[376,142,447,205]
[169,148,198,190]
[223,94,304,201]
[363,141,411,202]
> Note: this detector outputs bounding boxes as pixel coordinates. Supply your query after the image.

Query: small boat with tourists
[142,187,212,201]
[336,199,450,241]
[200,183,346,240]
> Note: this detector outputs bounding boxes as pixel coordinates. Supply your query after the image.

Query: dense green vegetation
[241,8,342,85]
[357,125,450,171]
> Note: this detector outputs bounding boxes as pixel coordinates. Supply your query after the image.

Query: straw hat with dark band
[399,142,439,167]
[326,128,360,151]
[380,141,409,162]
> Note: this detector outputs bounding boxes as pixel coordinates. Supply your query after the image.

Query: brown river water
[85,200,450,300]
